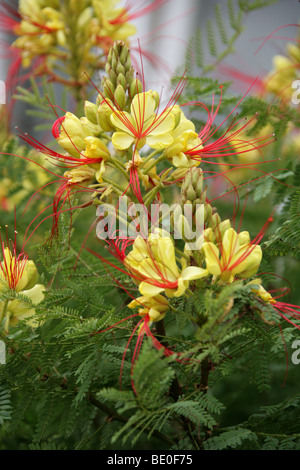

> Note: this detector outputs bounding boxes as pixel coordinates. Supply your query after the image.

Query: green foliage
[0,383,12,426]
[13,77,70,131]
[184,0,278,74]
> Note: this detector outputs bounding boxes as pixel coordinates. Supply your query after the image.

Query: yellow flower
[263,41,300,102]
[0,248,38,292]
[202,228,262,283]
[0,245,45,331]
[92,0,137,46]
[3,283,45,330]
[127,294,169,323]
[247,278,276,304]
[111,91,175,151]
[164,109,203,168]
[64,165,96,185]
[83,136,110,183]
[124,229,208,298]
[57,112,100,158]
[13,2,64,67]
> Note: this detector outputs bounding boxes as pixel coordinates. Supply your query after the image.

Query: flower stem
[142,149,161,166]
[0,299,9,325]
[143,183,163,206]
[142,154,166,175]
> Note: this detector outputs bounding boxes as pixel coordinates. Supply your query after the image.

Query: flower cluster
[0,228,45,333]
[1,0,136,86]
[263,39,300,103]
[5,40,300,379]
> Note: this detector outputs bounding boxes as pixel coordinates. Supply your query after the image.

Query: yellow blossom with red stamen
[13,1,64,67]
[127,294,169,323]
[91,0,137,50]
[124,229,208,298]
[63,165,96,185]
[0,236,45,331]
[111,91,176,151]
[0,247,37,292]
[247,278,276,304]
[264,41,300,103]
[164,109,203,168]
[56,112,101,158]
[202,227,262,283]
[11,0,137,71]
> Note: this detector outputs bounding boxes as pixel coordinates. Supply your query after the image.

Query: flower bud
[210,213,221,231]
[181,167,204,205]
[97,100,115,132]
[214,219,231,243]
[80,117,101,137]
[84,101,98,124]
[171,105,182,128]
[117,73,127,90]
[204,202,213,224]
[148,90,160,109]
[102,77,115,99]
[130,78,143,98]
[114,84,126,109]
[57,112,87,157]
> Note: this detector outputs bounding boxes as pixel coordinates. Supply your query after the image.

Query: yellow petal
[131,92,156,125]
[147,112,175,136]
[139,281,165,297]
[235,245,262,278]
[110,111,133,133]
[221,228,239,265]
[95,160,106,183]
[112,131,135,150]
[181,266,208,281]
[173,277,188,297]
[146,133,173,150]
[138,259,177,283]
[202,242,221,276]
[157,238,180,278]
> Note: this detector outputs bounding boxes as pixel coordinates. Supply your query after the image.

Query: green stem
[88,394,175,446]
[101,177,125,195]
[142,154,166,175]
[0,299,9,325]
[142,149,161,166]
[175,247,190,261]
[143,183,163,206]
[107,159,129,179]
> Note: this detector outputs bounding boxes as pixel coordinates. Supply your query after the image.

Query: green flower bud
[148,90,160,108]
[117,73,127,89]
[181,167,205,205]
[119,43,129,66]
[130,78,143,98]
[102,77,115,99]
[97,100,115,132]
[116,63,125,75]
[172,105,182,128]
[204,203,213,224]
[211,213,221,231]
[114,84,126,109]
[84,101,98,124]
